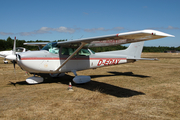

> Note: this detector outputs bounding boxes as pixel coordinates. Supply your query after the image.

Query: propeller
[5,36,17,66]
[11,37,18,82]
[4,37,18,83]
[12,36,16,69]
[13,36,16,55]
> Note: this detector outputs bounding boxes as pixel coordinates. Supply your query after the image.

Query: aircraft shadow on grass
[91,71,150,78]
[9,71,148,98]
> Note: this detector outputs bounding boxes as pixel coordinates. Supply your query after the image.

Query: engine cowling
[5,55,16,61]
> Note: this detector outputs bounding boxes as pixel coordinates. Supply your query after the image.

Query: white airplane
[14,29,174,84]
[0,37,29,64]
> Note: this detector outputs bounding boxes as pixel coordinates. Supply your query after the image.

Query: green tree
[6,37,13,50]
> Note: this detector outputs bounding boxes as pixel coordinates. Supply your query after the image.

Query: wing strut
[55,42,87,72]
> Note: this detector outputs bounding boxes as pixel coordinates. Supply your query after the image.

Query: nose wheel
[3,59,8,64]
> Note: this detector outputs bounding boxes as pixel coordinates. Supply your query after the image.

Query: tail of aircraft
[101,41,157,60]
[101,41,144,59]
[119,41,144,59]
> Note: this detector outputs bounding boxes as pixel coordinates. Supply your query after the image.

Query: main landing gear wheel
[26,76,44,84]
[71,70,91,84]
[73,76,91,84]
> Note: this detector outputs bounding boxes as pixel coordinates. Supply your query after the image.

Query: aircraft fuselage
[17,49,129,74]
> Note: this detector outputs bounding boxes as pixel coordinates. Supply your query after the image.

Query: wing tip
[116,29,175,37]
[143,29,175,37]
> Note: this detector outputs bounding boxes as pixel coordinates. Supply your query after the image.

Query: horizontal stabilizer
[128,58,159,61]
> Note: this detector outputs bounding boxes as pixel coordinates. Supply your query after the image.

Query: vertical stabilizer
[100,41,144,59]
[124,41,144,59]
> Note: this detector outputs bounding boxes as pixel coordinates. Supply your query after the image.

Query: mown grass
[0,53,180,120]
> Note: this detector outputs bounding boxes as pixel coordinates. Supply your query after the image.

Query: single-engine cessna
[0,37,29,64]
[14,29,174,84]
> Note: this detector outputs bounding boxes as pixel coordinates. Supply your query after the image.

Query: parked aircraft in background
[0,37,29,64]
[13,29,174,84]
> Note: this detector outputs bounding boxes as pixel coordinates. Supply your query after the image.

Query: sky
[0,0,180,47]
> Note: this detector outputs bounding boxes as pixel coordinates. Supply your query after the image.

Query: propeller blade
[13,36,16,55]
[12,37,17,70]
[13,60,16,69]
[4,37,17,61]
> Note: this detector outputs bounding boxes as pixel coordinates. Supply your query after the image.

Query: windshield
[89,49,95,54]
[16,48,24,52]
[41,42,59,54]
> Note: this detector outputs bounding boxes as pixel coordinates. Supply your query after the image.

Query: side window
[61,47,69,55]
[78,49,91,56]
[61,48,77,55]
[61,48,91,56]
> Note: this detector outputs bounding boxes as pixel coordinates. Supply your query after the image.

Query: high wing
[23,29,174,71]
[23,42,48,50]
[24,29,174,48]
[23,42,48,46]
[56,29,174,47]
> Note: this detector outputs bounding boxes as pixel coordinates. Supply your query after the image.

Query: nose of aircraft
[5,54,16,61]
[0,51,3,55]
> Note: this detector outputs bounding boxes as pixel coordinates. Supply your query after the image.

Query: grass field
[0,53,180,120]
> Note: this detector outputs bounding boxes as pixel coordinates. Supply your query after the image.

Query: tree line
[0,37,180,52]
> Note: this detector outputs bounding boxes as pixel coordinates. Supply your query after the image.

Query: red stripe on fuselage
[21,57,60,60]
[21,57,127,60]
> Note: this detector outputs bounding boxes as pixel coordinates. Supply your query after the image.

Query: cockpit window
[16,48,24,52]
[61,48,77,55]
[61,47,91,56]
[41,42,60,54]
[78,49,91,56]
[89,49,95,54]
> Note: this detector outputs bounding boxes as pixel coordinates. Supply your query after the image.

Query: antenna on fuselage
[68,36,73,41]
[79,35,83,39]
